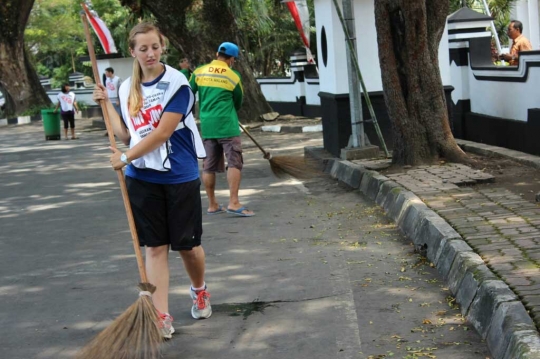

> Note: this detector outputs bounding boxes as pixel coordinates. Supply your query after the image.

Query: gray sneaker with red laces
[158,312,175,339]
[190,287,212,319]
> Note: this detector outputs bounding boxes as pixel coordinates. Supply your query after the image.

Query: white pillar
[529,0,540,49]
[353,0,383,92]
[352,0,451,90]
[511,0,535,46]
[314,0,349,95]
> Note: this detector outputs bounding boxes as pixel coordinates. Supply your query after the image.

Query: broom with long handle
[239,123,320,179]
[76,8,162,359]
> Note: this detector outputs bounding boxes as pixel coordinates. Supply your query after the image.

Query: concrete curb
[0,115,41,127]
[261,124,322,133]
[305,146,540,359]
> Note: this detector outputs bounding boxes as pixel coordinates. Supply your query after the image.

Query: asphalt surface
[0,119,490,358]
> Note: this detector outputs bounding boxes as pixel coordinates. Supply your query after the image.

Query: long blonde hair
[127,22,164,118]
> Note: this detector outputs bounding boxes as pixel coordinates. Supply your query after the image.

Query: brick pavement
[356,160,540,329]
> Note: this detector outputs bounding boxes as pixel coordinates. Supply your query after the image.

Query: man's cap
[217,42,239,58]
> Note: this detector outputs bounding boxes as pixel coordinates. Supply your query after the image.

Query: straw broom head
[268,155,323,179]
[76,283,162,359]
[239,123,322,180]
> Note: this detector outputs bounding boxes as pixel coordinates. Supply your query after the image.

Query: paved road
[0,120,490,358]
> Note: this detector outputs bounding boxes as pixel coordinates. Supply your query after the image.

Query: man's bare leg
[203,171,221,213]
[227,167,254,216]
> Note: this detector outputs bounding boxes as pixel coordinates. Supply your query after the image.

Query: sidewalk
[306,142,540,359]
[255,115,322,133]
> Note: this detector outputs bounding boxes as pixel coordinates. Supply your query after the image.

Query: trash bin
[41,109,61,140]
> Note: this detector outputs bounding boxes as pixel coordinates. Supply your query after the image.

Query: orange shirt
[510,34,532,65]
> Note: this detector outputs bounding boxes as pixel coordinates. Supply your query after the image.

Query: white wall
[257,79,304,103]
[305,79,321,105]
[470,77,538,122]
[440,22,451,86]
[256,76,321,106]
[449,51,471,104]
[466,53,540,122]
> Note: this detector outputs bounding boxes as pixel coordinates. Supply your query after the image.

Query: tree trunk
[374,0,467,165]
[0,0,51,116]
[121,0,272,122]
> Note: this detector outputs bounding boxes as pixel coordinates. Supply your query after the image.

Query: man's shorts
[126,176,203,251]
[203,136,243,172]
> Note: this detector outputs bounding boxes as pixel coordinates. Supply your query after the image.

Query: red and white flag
[283,0,315,64]
[82,3,117,54]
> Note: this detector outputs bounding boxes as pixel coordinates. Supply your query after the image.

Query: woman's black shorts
[125,176,203,251]
[61,111,75,129]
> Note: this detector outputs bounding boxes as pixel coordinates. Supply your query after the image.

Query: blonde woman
[92,22,211,339]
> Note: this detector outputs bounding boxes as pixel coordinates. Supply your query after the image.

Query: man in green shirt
[179,57,192,79]
[190,42,254,217]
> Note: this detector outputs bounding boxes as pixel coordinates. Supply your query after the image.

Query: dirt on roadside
[376,150,540,204]
[466,152,540,204]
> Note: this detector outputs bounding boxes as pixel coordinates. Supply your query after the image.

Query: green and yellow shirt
[190,60,243,139]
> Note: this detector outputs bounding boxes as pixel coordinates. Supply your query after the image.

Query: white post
[528,0,540,49]
[511,0,530,44]
[341,0,365,148]
[481,0,502,54]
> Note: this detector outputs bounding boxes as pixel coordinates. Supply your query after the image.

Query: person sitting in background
[499,20,532,66]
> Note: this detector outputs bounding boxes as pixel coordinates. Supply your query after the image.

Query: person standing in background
[104,67,122,116]
[179,58,192,80]
[499,20,532,66]
[54,83,79,140]
[190,42,254,217]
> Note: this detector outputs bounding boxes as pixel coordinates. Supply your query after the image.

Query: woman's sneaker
[190,287,212,319]
[158,312,175,339]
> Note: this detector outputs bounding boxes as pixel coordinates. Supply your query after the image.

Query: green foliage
[215,0,316,77]
[20,106,43,116]
[25,0,130,87]
[25,0,315,86]
[51,64,72,89]
[227,0,274,35]
[449,0,517,45]
[449,0,476,12]
[35,62,50,78]
[77,101,89,111]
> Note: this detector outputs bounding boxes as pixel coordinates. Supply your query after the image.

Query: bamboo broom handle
[81,13,148,283]
[238,123,270,158]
